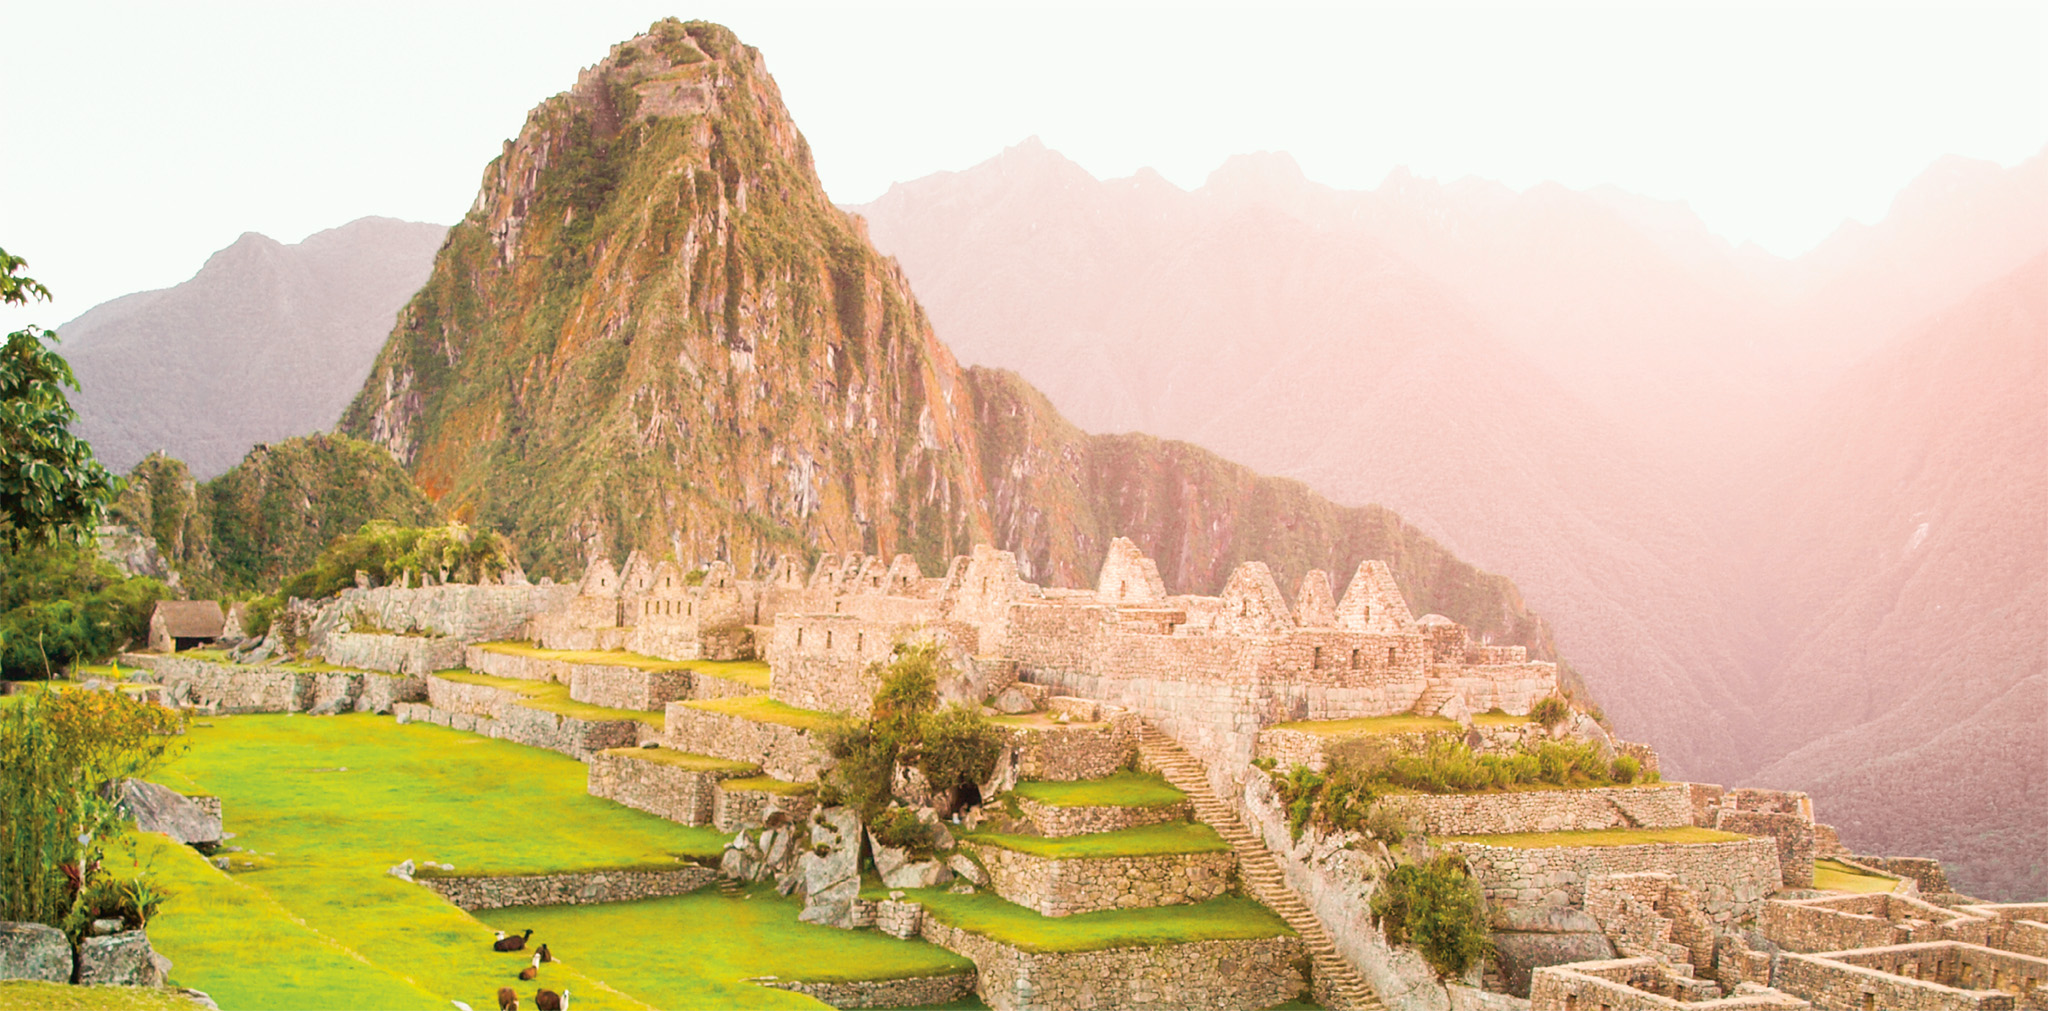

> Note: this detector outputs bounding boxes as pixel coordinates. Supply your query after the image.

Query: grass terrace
[433,667,665,727]
[1444,826,1748,849]
[1272,714,1459,736]
[1009,770,1185,808]
[170,648,373,675]
[863,888,1293,954]
[968,821,1230,859]
[1815,858,1902,894]
[605,746,759,773]
[686,657,773,690]
[722,774,818,796]
[987,712,1105,729]
[682,694,840,732]
[477,642,774,690]
[1471,709,1536,728]
[0,980,216,1010]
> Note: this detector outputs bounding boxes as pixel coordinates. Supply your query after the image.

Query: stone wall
[1854,856,1953,896]
[1444,836,1782,927]
[334,583,575,642]
[992,714,1139,784]
[424,673,514,718]
[713,782,819,833]
[393,701,648,761]
[690,670,761,701]
[663,703,829,782]
[1764,895,1996,954]
[1717,810,1817,889]
[1017,795,1190,838]
[756,971,978,1009]
[966,842,1235,917]
[570,665,692,712]
[918,916,1306,1011]
[319,632,465,675]
[1529,959,1810,1010]
[1774,942,2048,1010]
[123,654,423,714]
[1377,784,1693,837]
[417,866,715,910]
[587,749,751,825]
[463,646,565,682]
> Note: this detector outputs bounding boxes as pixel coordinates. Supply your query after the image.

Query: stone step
[1138,725,1385,1011]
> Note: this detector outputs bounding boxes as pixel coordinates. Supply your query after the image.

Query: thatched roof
[152,600,225,639]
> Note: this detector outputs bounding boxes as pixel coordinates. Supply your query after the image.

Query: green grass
[1444,827,1748,848]
[0,980,210,1010]
[160,649,373,676]
[987,712,1103,729]
[682,695,839,732]
[866,889,1293,953]
[686,658,772,690]
[68,662,138,679]
[1471,710,1534,728]
[475,640,695,672]
[143,714,740,1008]
[722,775,818,796]
[1009,771,1185,808]
[1815,858,1901,894]
[967,821,1230,859]
[606,747,757,773]
[432,668,665,728]
[476,884,972,1008]
[1271,714,1459,736]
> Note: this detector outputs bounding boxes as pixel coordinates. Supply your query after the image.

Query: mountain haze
[63,217,447,477]
[337,20,1557,658]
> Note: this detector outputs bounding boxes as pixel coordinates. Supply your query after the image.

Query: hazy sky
[2,1,2042,334]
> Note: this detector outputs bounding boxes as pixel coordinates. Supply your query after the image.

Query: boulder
[0,921,72,982]
[990,687,1037,715]
[796,807,862,928]
[119,779,222,846]
[77,929,169,986]
[947,852,988,886]
[1491,930,1616,997]
[870,834,954,890]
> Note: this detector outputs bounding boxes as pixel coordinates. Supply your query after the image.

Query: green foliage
[1611,754,1642,784]
[1009,771,1185,809]
[867,887,1294,954]
[821,641,1000,822]
[0,538,170,679]
[869,805,930,852]
[1371,854,1491,979]
[0,247,116,548]
[0,689,181,928]
[914,703,1003,799]
[1530,695,1572,728]
[819,721,895,823]
[1269,735,1635,839]
[277,520,513,602]
[967,821,1231,859]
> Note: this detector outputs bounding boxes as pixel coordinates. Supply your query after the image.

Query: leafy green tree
[0,248,115,548]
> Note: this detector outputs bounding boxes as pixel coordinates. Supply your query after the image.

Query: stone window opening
[826,630,834,650]
[1563,997,1576,1011]
[796,628,804,647]
[1312,646,1323,668]
[1386,646,1397,666]
[1350,648,1362,669]
[1860,993,1875,1011]
[856,632,865,652]
[1119,579,1127,597]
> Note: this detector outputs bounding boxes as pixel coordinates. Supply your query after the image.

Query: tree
[0,248,115,548]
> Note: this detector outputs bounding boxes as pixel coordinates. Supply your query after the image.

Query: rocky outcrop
[75,930,170,987]
[0,922,73,983]
[797,807,863,927]
[118,779,223,846]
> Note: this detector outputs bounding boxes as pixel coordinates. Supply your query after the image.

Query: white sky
[1,1,2042,335]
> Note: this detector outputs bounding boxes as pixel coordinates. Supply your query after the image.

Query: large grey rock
[797,807,862,927]
[870,833,955,890]
[1492,930,1616,997]
[77,929,168,986]
[1493,905,1603,934]
[0,922,72,982]
[119,779,222,846]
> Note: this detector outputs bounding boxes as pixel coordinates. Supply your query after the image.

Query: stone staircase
[1410,682,1456,718]
[1137,725,1385,1011]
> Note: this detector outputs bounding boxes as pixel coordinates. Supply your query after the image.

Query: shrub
[1372,854,1491,978]
[0,688,182,928]
[1611,754,1642,784]
[1530,695,1572,728]
[818,721,894,823]
[819,640,998,821]
[277,520,514,602]
[870,806,929,853]
[0,538,171,679]
[915,704,1002,800]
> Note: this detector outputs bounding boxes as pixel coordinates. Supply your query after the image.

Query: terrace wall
[993,716,1140,784]
[587,749,750,825]
[417,866,715,910]
[918,918,1306,1011]
[1775,942,2048,1010]
[1017,796,1191,838]
[333,583,574,642]
[320,632,466,675]
[663,703,829,782]
[1376,784,1692,837]
[123,654,423,714]
[1443,836,1781,926]
[967,843,1236,917]
[1718,810,1818,888]
[756,971,978,1009]
[1765,895,1994,954]
[570,665,692,712]
[1529,959,1810,1010]
[713,782,819,833]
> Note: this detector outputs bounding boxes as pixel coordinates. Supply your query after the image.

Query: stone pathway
[1138,724,1386,1011]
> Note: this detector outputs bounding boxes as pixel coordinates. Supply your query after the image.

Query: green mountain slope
[339,19,1558,659]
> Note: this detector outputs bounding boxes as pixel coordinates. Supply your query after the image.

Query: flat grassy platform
[684,658,773,690]
[722,774,818,796]
[606,747,758,773]
[1471,710,1535,728]
[1815,858,1901,894]
[434,668,664,728]
[475,641,696,672]
[1271,714,1460,736]
[476,885,973,1008]
[986,712,1105,729]
[1444,826,1749,848]
[682,694,839,732]
[865,888,1293,954]
[968,821,1230,859]
[1010,771,1185,808]
[176,648,371,675]
[0,980,211,1010]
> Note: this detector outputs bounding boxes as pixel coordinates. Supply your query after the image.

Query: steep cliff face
[340,20,1557,659]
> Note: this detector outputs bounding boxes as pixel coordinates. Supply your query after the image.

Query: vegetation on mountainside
[0,688,181,932]
[819,641,1001,822]
[0,538,170,678]
[0,247,117,550]
[1371,854,1491,979]
[1264,735,1655,840]
[112,436,439,599]
[275,520,513,600]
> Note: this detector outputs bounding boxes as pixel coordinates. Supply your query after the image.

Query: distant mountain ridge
[62,217,446,478]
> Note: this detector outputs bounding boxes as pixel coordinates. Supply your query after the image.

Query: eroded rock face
[1491,930,1615,998]
[797,807,862,927]
[76,929,169,987]
[119,779,222,846]
[0,922,72,982]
